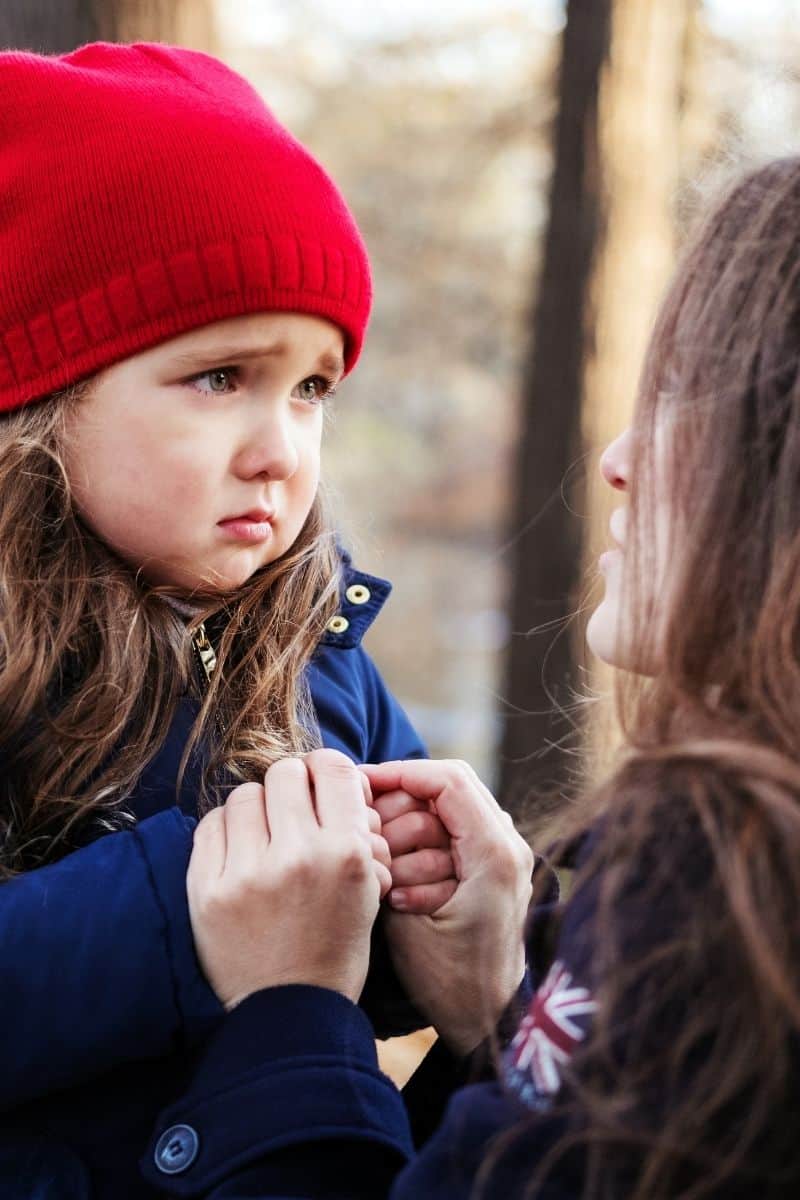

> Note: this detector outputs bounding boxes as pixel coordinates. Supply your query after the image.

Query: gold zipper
[192,622,217,682]
[188,622,226,791]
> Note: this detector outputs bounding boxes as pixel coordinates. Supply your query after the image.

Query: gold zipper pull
[192,622,217,682]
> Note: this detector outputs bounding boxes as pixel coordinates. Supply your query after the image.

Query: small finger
[389,879,458,914]
[390,848,455,888]
[382,810,450,856]
[372,789,428,824]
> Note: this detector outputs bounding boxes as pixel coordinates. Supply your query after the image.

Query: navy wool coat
[0,558,430,1200]
[129,818,798,1200]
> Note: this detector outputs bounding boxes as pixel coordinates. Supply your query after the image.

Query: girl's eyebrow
[315,351,346,381]
[169,343,345,380]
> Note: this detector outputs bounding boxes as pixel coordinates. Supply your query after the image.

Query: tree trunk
[0,0,104,50]
[581,0,697,775]
[498,0,612,818]
[498,0,698,818]
[0,1,214,52]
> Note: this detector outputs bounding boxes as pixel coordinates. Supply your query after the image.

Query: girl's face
[64,312,344,593]
[586,420,676,673]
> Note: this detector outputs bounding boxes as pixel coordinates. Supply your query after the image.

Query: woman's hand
[187,749,391,1010]
[363,759,534,1056]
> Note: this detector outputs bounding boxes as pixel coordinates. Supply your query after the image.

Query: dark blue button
[154,1124,199,1175]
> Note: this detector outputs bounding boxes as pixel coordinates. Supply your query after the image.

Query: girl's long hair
[484,157,800,1198]
[0,386,340,875]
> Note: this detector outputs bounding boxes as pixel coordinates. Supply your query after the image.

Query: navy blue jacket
[129,851,578,1199]
[131,811,800,1199]
[0,559,430,1199]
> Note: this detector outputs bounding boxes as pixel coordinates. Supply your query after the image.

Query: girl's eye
[295,376,337,405]
[189,367,239,395]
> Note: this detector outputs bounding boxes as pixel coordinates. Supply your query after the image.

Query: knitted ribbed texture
[0,42,372,412]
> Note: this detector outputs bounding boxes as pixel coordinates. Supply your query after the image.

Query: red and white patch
[506,960,597,1101]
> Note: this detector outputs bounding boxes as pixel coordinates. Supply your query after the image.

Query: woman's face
[586,420,676,673]
[63,312,344,593]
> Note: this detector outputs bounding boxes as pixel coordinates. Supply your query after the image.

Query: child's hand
[368,779,457,914]
[187,750,391,1010]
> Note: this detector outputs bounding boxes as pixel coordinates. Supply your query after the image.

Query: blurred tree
[499,0,699,818]
[0,0,105,48]
[0,0,214,51]
[498,0,611,817]
[582,0,700,774]
[223,13,552,781]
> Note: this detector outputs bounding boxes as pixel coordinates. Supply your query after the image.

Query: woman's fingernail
[390,890,408,910]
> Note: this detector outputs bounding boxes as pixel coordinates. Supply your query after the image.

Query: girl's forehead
[106,312,347,379]
[167,312,345,352]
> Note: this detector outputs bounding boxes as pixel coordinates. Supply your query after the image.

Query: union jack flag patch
[504,960,597,1110]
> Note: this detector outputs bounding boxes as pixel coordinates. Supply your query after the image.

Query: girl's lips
[217,515,274,543]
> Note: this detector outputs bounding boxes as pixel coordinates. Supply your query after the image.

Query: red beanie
[0,42,372,413]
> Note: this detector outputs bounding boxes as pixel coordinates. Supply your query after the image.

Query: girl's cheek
[153,432,223,485]
[167,457,216,504]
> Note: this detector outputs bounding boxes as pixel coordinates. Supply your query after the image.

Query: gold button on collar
[327,615,350,634]
[345,584,371,606]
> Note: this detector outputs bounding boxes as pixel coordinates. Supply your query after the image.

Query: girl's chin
[140,559,260,595]
[180,546,284,594]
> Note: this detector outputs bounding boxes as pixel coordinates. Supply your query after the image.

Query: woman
[144,156,800,1198]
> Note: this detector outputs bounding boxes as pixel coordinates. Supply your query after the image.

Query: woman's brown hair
[484,157,800,1197]
[0,385,341,875]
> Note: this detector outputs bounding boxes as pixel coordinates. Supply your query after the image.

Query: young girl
[0,41,456,1199]
[155,155,800,1198]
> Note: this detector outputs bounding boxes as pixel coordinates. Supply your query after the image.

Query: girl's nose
[600,427,632,491]
[236,415,299,481]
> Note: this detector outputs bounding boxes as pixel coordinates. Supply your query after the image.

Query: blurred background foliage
[3,0,800,817]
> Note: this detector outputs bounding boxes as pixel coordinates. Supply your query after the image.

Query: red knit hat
[0,42,372,413]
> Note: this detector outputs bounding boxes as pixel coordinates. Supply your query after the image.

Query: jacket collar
[318,546,392,650]
[197,546,392,655]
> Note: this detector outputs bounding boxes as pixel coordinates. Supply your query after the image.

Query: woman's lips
[217,511,275,543]
[598,547,622,572]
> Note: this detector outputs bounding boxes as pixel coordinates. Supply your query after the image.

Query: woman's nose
[600,427,632,491]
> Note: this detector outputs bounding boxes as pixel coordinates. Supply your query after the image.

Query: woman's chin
[586,600,625,669]
[587,602,660,677]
